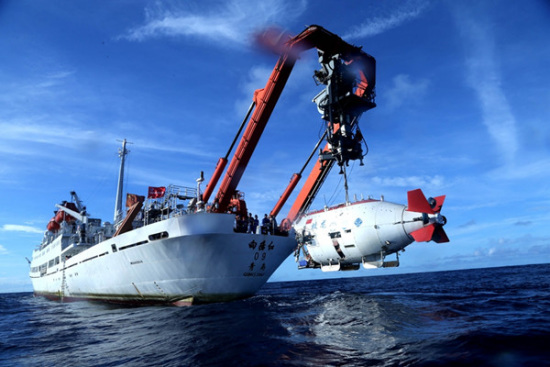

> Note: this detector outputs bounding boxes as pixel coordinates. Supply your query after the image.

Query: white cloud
[122,0,307,46]
[1,224,43,234]
[384,74,429,110]
[343,1,428,39]
[371,174,444,188]
[441,234,550,267]
[0,69,75,106]
[0,122,96,151]
[0,245,8,255]
[453,8,518,164]
[234,65,273,114]
[0,71,101,156]
[489,157,550,180]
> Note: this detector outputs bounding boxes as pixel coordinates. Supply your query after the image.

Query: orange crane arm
[211,53,297,213]
[210,25,375,214]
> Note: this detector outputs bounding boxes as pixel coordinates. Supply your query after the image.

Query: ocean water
[1,264,549,367]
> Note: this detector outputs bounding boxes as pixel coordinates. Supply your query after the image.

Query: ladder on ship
[60,257,67,302]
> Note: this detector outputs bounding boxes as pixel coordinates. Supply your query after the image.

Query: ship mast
[114,139,130,224]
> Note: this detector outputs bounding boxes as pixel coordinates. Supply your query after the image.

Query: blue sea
[1,264,549,366]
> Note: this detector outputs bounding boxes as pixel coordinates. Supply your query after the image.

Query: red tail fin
[407,189,434,214]
[407,189,445,214]
[407,189,449,243]
[431,195,446,213]
[411,224,449,243]
[410,224,435,242]
[432,225,449,243]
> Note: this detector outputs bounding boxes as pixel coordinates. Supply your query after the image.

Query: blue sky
[1,0,549,292]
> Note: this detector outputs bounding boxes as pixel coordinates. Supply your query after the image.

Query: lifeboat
[53,202,78,223]
[47,218,60,232]
[47,202,79,231]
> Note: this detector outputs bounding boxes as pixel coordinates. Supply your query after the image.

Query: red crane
[205,25,376,224]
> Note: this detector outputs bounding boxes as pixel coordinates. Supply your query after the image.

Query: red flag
[148,186,166,199]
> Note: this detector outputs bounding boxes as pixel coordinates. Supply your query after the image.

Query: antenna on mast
[114,138,132,224]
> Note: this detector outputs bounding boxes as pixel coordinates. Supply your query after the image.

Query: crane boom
[211,53,296,213]
[210,25,376,215]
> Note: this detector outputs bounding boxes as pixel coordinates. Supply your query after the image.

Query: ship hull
[30,213,296,305]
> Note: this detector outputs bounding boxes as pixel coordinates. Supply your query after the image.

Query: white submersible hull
[293,189,449,271]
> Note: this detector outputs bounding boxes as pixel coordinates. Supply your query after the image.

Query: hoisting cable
[299,129,328,175]
[342,163,350,204]
[224,100,256,160]
[202,100,256,206]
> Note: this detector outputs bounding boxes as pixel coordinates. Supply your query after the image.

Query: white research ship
[29,140,296,306]
[29,25,383,305]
